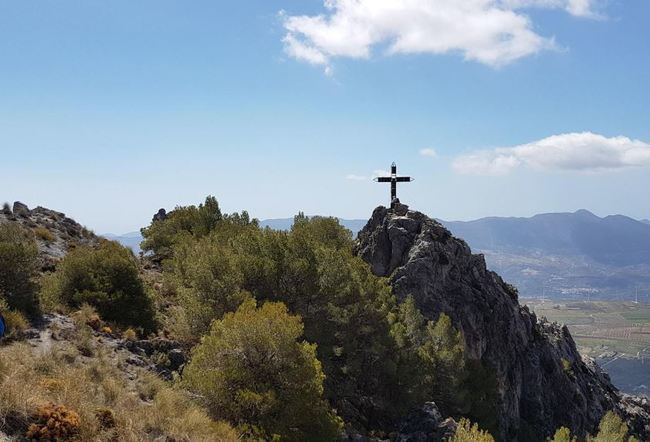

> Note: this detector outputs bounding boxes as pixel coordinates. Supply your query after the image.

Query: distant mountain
[102,231,143,253]
[443,210,650,267]
[642,219,650,226]
[259,218,367,236]
[442,210,650,298]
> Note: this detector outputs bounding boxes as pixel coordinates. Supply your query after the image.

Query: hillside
[356,201,650,440]
[0,202,98,270]
[5,198,648,441]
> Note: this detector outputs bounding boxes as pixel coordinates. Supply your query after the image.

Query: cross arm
[374,177,392,182]
[395,177,413,182]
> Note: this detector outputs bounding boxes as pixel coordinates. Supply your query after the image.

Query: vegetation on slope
[1,196,640,441]
[146,197,489,434]
[184,300,342,441]
[0,312,237,441]
[551,411,639,442]
[40,240,156,333]
[0,223,39,316]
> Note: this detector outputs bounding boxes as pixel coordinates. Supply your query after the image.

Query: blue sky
[1,0,649,233]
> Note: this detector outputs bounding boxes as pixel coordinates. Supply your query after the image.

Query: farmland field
[522,298,650,396]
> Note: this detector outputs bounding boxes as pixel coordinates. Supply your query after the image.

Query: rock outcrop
[356,204,650,441]
[0,201,98,270]
[344,402,457,442]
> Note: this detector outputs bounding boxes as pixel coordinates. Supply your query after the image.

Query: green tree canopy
[0,223,39,315]
[140,195,255,262]
[41,240,156,332]
[183,300,342,441]
[161,198,489,434]
[592,411,638,442]
[450,418,495,442]
[550,427,576,442]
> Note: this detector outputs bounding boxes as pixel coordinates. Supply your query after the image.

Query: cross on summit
[374,162,413,209]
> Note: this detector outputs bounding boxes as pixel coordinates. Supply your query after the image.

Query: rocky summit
[356,202,650,441]
[0,201,98,270]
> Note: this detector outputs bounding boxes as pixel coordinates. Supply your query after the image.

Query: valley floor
[524,298,650,397]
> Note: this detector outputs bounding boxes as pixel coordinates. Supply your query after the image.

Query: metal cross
[374,162,413,208]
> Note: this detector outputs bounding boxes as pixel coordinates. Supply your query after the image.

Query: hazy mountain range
[105,210,650,299]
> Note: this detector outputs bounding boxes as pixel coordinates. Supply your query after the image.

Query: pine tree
[183,300,342,441]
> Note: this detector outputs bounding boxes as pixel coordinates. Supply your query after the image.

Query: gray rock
[12,201,29,216]
[391,198,410,216]
[153,208,167,223]
[0,203,98,270]
[356,206,650,440]
[343,402,454,442]
[397,402,452,442]
[22,328,41,340]
[126,355,147,367]
[168,348,186,370]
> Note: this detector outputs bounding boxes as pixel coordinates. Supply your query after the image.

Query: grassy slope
[0,313,238,442]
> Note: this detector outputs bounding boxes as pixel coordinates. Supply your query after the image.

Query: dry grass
[2,310,29,339]
[33,227,55,242]
[0,327,238,441]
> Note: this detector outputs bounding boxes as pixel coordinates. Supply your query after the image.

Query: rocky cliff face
[0,201,98,270]
[356,203,650,441]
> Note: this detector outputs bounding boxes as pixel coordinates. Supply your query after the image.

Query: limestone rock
[396,402,455,441]
[356,206,649,440]
[344,402,455,442]
[0,203,98,270]
[12,201,29,216]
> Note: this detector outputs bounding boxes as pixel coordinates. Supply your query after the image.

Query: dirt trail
[24,314,75,356]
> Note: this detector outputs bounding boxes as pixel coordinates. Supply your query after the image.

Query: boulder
[396,402,454,442]
[12,201,29,216]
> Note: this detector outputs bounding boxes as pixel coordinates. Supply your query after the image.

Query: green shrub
[167,232,252,340]
[561,358,574,377]
[41,241,156,332]
[551,426,576,442]
[140,195,256,262]
[592,411,638,442]
[451,418,495,442]
[183,300,342,441]
[3,309,29,337]
[0,223,39,315]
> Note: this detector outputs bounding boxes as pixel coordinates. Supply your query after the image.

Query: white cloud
[346,169,393,181]
[452,132,650,176]
[372,169,391,178]
[420,148,438,158]
[281,0,599,72]
[502,0,599,17]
